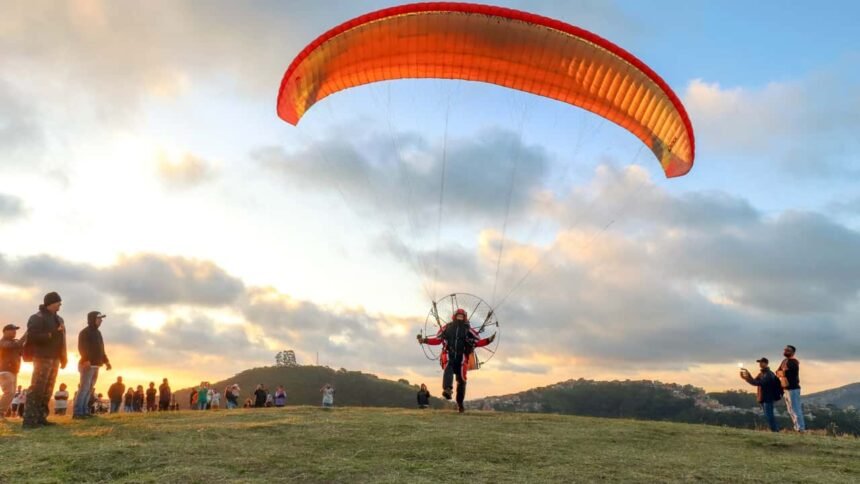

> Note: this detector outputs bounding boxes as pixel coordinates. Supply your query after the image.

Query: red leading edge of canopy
[276,2,696,170]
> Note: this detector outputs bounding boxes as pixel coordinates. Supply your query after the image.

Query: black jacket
[743,368,783,403]
[78,324,110,367]
[0,337,24,374]
[439,322,479,357]
[159,384,171,402]
[108,382,126,402]
[24,306,67,365]
[417,389,431,406]
[777,358,800,390]
[254,389,267,407]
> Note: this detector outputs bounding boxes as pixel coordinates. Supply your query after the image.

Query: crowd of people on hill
[0,292,344,427]
[0,290,811,432]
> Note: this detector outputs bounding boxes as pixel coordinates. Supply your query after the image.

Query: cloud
[0,79,43,155]
[256,126,552,223]
[408,164,860,366]
[0,252,245,308]
[156,152,217,189]
[0,193,25,220]
[683,75,860,177]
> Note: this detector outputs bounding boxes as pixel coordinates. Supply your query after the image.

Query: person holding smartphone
[740,357,783,432]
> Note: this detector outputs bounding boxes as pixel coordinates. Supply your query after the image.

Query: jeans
[761,401,779,432]
[74,365,99,417]
[198,400,208,410]
[110,400,121,413]
[226,400,237,409]
[0,372,16,415]
[784,389,806,431]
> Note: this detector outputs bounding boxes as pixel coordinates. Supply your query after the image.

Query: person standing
[107,377,125,413]
[225,384,239,410]
[145,383,158,412]
[320,384,335,408]
[123,387,134,413]
[158,379,171,411]
[274,386,287,408]
[196,382,209,411]
[740,358,783,432]
[254,384,267,408]
[210,389,221,410]
[22,292,68,428]
[10,386,23,417]
[0,324,25,420]
[133,385,145,412]
[776,345,805,432]
[53,383,70,416]
[74,311,111,419]
[417,383,431,409]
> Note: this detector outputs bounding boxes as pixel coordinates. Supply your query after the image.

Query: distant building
[275,350,298,367]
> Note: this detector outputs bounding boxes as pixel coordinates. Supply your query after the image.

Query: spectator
[158,378,171,411]
[274,386,287,408]
[107,377,125,413]
[74,311,111,420]
[53,383,70,416]
[417,383,431,409]
[190,388,198,409]
[11,386,23,417]
[211,389,221,410]
[776,345,805,432]
[145,382,158,412]
[197,382,209,411]
[740,358,783,432]
[133,385,145,412]
[254,384,267,408]
[321,384,335,408]
[225,384,239,409]
[123,388,134,413]
[0,324,25,421]
[22,292,68,429]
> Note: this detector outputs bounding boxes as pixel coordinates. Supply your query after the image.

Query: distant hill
[174,365,444,409]
[467,378,860,435]
[806,383,860,409]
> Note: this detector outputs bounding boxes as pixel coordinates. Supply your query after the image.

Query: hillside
[174,365,443,409]
[468,378,860,435]
[807,383,860,409]
[1,408,858,482]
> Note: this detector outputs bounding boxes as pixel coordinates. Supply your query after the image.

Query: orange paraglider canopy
[277,2,695,178]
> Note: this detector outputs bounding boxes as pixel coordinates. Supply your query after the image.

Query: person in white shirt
[53,383,70,416]
[321,384,335,408]
[211,390,221,410]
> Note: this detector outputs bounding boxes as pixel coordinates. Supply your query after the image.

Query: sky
[1,0,859,399]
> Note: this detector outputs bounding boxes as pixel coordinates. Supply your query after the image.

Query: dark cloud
[256,127,551,223]
[0,252,244,308]
[240,288,427,373]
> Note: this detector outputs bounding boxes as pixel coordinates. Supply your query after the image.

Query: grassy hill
[469,378,860,435]
[1,407,858,482]
[174,365,443,409]
[807,383,860,409]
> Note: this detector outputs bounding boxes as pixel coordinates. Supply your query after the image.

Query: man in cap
[73,311,111,419]
[22,291,68,428]
[0,324,26,420]
[740,357,783,432]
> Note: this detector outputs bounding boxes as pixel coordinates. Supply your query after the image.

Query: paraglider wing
[277,2,695,177]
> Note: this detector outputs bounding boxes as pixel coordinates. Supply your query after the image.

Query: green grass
[2,407,859,483]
